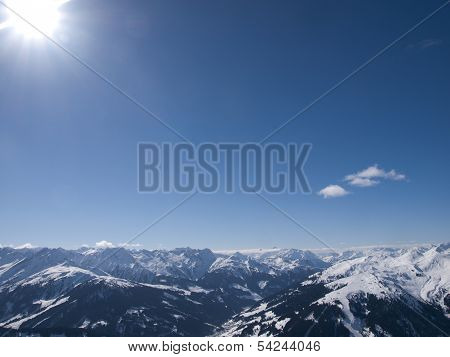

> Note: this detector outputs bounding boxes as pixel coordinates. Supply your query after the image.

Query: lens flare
[0,0,68,38]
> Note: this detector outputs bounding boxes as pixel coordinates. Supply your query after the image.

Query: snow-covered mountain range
[222,243,450,337]
[0,243,448,336]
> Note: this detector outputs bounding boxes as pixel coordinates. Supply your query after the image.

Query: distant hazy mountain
[0,244,448,336]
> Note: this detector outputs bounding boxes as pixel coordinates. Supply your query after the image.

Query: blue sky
[0,0,449,250]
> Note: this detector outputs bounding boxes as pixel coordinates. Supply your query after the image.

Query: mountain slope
[0,244,448,336]
[220,244,450,337]
[0,246,324,336]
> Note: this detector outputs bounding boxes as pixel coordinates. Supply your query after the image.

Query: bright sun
[1,0,68,38]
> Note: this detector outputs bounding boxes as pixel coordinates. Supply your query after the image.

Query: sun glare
[1,0,68,38]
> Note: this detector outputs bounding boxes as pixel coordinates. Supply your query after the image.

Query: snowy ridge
[0,243,448,336]
[0,245,326,336]
[220,243,449,337]
[306,244,449,313]
[208,253,271,277]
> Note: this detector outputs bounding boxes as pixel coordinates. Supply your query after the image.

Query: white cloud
[346,177,379,187]
[346,165,384,179]
[118,242,142,249]
[417,39,443,50]
[86,242,142,249]
[318,185,350,199]
[95,240,115,248]
[345,165,406,187]
[15,243,35,249]
[385,170,406,181]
